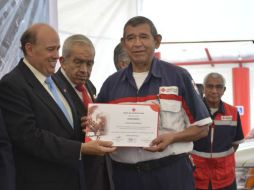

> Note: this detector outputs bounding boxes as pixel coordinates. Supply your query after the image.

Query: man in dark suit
[0,109,15,190]
[54,34,114,190]
[113,43,130,71]
[0,23,115,190]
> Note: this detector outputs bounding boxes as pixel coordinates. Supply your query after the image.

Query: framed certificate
[86,103,159,147]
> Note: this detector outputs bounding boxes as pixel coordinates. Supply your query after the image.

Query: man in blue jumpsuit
[96,16,212,190]
[192,72,244,190]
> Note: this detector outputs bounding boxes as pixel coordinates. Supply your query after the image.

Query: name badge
[159,86,178,95]
[221,116,233,121]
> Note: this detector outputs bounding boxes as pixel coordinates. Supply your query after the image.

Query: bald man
[0,23,115,190]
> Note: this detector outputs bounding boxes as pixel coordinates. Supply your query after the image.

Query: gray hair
[62,34,95,58]
[203,72,226,86]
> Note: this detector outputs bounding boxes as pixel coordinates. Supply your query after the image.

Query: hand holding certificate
[86,103,159,147]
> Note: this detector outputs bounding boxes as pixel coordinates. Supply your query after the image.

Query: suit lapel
[53,70,86,140]
[54,70,87,114]
[85,80,96,102]
[19,62,74,133]
[52,75,78,124]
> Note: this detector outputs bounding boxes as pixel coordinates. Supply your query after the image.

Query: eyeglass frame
[205,84,225,90]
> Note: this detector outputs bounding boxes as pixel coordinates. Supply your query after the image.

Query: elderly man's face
[204,77,226,108]
[61,43,95,85]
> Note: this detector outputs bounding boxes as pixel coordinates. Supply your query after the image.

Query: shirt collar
[203,98,225,115]
[60,68,76,88]
[123,57,162,81]
[23,58,47,85]
[150,57,162,78]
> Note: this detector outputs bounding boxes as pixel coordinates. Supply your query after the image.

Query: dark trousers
[83,155,113,190]
[112,154,195,190]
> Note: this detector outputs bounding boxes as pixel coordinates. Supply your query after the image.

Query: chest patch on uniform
[159,86,178,95]
[221,115,233,121]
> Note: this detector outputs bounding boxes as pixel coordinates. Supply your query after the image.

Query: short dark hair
[123,16,158,38]
[20,28,37,56]
[114,43,128,70]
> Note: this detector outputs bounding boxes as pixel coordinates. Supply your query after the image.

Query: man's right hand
[81,140,116,156]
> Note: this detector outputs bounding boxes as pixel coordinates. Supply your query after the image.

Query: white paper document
[85,103,159,147]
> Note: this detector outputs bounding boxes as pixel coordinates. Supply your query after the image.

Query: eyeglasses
[205,84,224,90]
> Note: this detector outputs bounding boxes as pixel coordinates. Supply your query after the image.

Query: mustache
[77,76,89,81]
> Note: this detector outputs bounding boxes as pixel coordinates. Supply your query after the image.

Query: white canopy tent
[0,0,253,130]
[56,0,254,129]
[57,0,254,89]
[58,0,138,90]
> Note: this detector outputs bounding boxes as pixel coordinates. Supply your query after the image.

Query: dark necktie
[45,77,73,127]
[75,84,93,108]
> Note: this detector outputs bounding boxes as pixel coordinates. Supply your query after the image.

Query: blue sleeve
[96,77,110,103]
[234,111,244,142]
[182,70,211,123]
